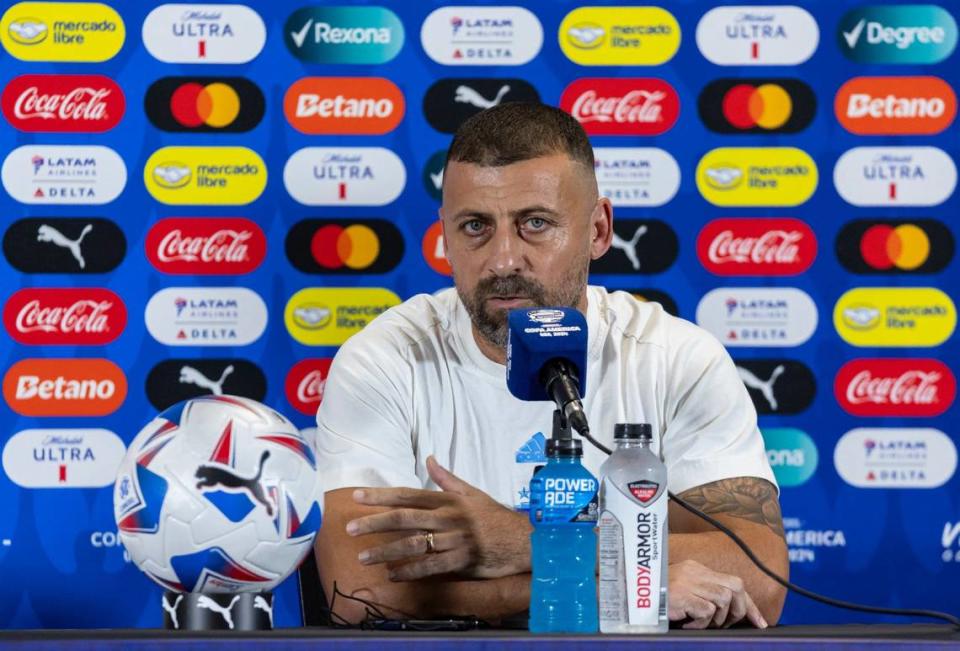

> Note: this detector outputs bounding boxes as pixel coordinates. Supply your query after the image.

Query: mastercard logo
[285,219,404,275]
[836,219,954,275]
[699,78,816,134]
[145,77,265,133]
[313,225,379,270]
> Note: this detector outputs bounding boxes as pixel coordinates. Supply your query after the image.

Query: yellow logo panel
[696,147,818,207]
[559,7,680,65]
[285,288,401,346]
[834,287,956,347]
[144,147,267,205]
[1,2,124,62]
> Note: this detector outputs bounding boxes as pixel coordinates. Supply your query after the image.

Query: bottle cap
[614,423,652,441]
[546,437,583,458]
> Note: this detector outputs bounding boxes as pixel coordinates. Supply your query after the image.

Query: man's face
[439,152,611,349]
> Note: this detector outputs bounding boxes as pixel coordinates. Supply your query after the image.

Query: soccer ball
[113,395,322,593]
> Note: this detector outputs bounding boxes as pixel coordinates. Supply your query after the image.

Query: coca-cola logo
[3,288,126,345]
[559,78,679,135]
[835,359,956,417]
[1,74,124,133]
[145,218,266,275]
[285,359,333,416]
[697,218,817,276]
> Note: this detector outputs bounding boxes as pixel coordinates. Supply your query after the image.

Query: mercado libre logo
[283,6,403,64]
[762,428,818,488]
[2,358,127,417]
[0,2,125,62]
[558,6,680,65]
[285,287,401,346]
[835,219,954,275]
[696,147,818,207]
[695,6,819,66]
[142,4,266,64]
[286,219,404,275]
[144,146,266,205]
[284,76,404,135]
[838,5,957,64]
[145,77,265,133]
[835,76,956,135]
[1,74,124,133]
[698,79,816,134]
[834,287,956,347]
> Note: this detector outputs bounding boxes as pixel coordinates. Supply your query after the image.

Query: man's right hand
[667,559,768,629]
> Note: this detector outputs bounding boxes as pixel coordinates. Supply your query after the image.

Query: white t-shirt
[315,286,776,510]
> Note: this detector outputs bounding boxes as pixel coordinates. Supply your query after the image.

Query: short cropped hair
[445,102,595,171]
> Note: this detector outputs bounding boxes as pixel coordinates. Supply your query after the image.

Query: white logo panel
[420,6,543,65]
[143,4,266,63]
[834,147,957,207]
[145,287,267,346]
[696,287,818,347]
[593,147,680,207]
[1,145,126,205]
[3,429,125,488]
[696,6,819,65]
[834,428,957,488]
[283,147,406,206]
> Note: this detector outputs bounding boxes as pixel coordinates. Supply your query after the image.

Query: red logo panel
[145,218,266,275]
[285,359,333,416]
[697,218,817,276]
[559,78,679,135]
[4,288,126,345]
[835,358,955,417]
[1,74,124,132]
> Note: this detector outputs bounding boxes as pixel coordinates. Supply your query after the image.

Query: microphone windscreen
[506,307,588,402]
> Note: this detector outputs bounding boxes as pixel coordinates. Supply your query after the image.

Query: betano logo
[834,287,956,347]
[422,221,451,276]
[284,6,403,64]
[285,287,400,346]
[284,77,404,135]
[144,146,266,205]
[835,76,956,135]
[559,7,680,65]
[836,219,954,275]
[762,427,818,487]
[698,79,816,134]
[3,358,126,416]
[696,147,817,207]
[1,2,124,62]
[833,146,957,207]
[145,77,265,132]
[696,6,819,65]
[838,5,957,64]
[285,219,404,275]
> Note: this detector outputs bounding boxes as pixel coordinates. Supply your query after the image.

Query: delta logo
[593,147,680,207]
[834,287,956,347]
[284,77,404,135]
[696,287,818,347]
[1,145,126,205]
[145,287,268,347]
[836,219,954,275]
[697,218,816,276]
[2,74,124,132]
[696,147,818,207]
[834,428,957,489]
[422,221,451,276]
[285,287,401,346]
[835,77,956,135]
[285,359,333,416]
[3,358,127,416]
[838,5,957,64]
[4,287,126,346]
[695,6,819,65]
[145,77,264,133]
[559,78,679,136]
[2,428,125,488]
[698,79,816,134]
[833,147,957,207]
[144,146,266,205]
[835,358,955,417]
[0,2,124,62]
[283,147,406,207]
[284,6,403,64]
[142,4,266,64]
[145,217,266,275]
[559,7,680,65]
[421,6,543,65]
[285,219,404,275]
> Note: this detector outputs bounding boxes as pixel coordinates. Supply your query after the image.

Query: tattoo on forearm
[678,478,785,540]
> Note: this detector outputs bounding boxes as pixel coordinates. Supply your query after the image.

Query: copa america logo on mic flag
[527,309,565,324]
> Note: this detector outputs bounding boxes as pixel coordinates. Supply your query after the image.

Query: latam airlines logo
[560,78,679,136]
[3,217,126,274]
[2,145,126,205]
[145,77,265,132]
[696,147,818,207]
[4,288,126,346]
[2,428,125,488]
[697,218,817,276]
[698,79,816,134]
[0,2,125,62]
[559,7,680,65]
[284,77,404,135]
[421,6,543,65]
[834,147,956,207]
[838,5,957,64]
[144,146,267,205]
[834,287,956,347]
[284,6,403,64]
[836,219,954,275]
[145,218,266,275]
[3,358,127,416]
[285,359,333,416]
[835,358,955,418]
[285,219,404,275]
[2,74,124,132]
[834,428,957,488]
[835,77,956,135]
[143,4,266,64]
[145,287,268,346]
[696,6,819,65]
[696,287,818,347]
[593,148,680,207]
[284,147,405,206]
[285,287,400,346]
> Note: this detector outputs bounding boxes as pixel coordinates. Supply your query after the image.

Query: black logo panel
[146,359,267,410]
[733,359,816,415]
[591,220,678,275]
[145,77,265,133]
[285,219,405,275]
[836,219,953,274]
[698,78,816,134]
[423,78,540,133]
[4,217,126,273]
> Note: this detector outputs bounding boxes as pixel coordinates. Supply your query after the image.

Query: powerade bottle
[528,411,599,633]
[598,423,669,634]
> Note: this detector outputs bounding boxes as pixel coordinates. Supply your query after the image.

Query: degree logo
[696,147,818,207]
[144,146,266,205]
[142,4,266,64]
[284,6,403,64]
[286,219,404,275]
[1,2,124,62]
[696,6,819,65]
[835,76,956,135]
[3,358,127,416]
[836,219,953,274]
[834,287,956,347]
[145,77,265,132]
[559,7,680,65]
[698,79,816,134]
[284,77,404,135]
[833,147,957,207]
[422,221,451,276]
[285,287,401,346]
[838,5,958,64]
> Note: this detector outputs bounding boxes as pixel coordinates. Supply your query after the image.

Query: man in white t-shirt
[314,103,788,628]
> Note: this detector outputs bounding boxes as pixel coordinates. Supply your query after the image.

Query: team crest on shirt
[513,431,547,511]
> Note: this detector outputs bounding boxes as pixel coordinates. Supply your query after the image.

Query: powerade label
[529,470,598,525]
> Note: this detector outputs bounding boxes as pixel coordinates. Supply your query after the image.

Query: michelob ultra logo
[696,147,817,207]
[284,6,403,64]
[833,147,957,207]
[696,6,819,65]
[559,7,680,65]
[834,287,956,347]
[285,287,400,346]
[142,4,266,64]
[3,358,126,416]
[838,5,958,64]
[284,147,405,206]
[1,2,124,62]
[2,428,125,488]
[144,146,266,205]
[835,76,956,135]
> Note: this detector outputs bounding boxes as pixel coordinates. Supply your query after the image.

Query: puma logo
[179,365,233,396]
[196,595,240,630]
[195,450,273,516]
[429,169,443,190]
[37,223,93,269]
[738,364,785,411]
[253,595,273,627]
[610,225,647,271]
[454,84,510,110]
[161,593,184,629]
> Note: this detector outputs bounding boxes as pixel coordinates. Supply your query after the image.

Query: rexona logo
[285,287,401,346]
[423,78,540,134]
[146,358,266,410]
[696,6,818,65]
[284,77,404,135]
[2,74,124,132]
[696,147,817,207]
[836,219,954,275]
[698,79,816,134]
[593,147,680,207]
[284,147,405,206]
[834,428,957,488]
[145,217,266,275]
[284,6,403,64]
[423,149,446,201]
[422,221,452,276]
[835,358,955,418]
[696,287,818,347]
[142,4,266,64]
[834,147,957,207]
[835,76,956,135]
[590,219,677,275]
[4,287,126,346]
[145,77,264,133]
[2,428,124,488]
[560,78,679,136]
[735,359,816,415]
[762,428,817,488]
[838,5,957,64]
[3,217,126,274]
[285,359,333,416]
[558,7,680,65]
[834,287,956,347]
[144,146,266,205]
[697,218,816,276]
[145,287,268,346]
[286,219,404,275]
[3,358,126,416]
[0,2,124,62]
[421,6,543,65]
[1,145,126,205]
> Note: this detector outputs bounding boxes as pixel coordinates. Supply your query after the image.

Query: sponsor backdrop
[0,0,958,630]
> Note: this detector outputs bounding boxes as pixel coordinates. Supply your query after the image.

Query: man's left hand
[346,456,532,581]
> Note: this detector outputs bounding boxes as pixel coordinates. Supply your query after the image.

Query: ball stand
[162,591,274,631]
